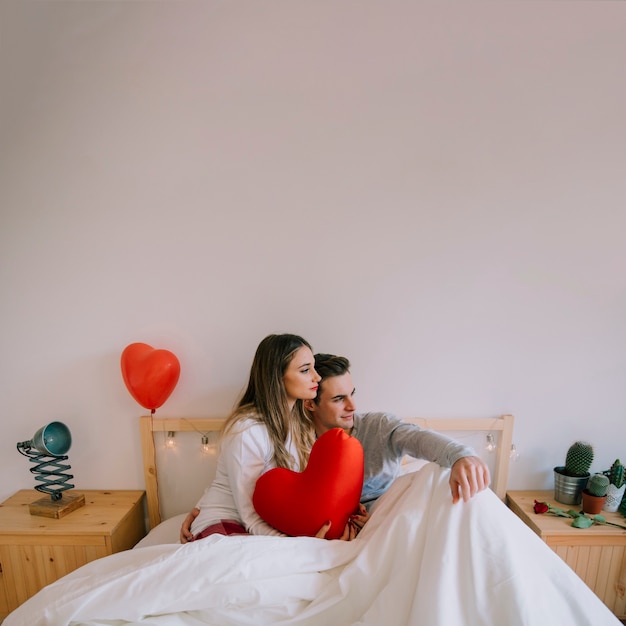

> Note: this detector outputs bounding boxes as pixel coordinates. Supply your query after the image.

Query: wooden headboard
[140,414,515,530]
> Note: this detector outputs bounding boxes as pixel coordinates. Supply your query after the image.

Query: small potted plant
[554,441,594,505]
[581,473,609,515]
[603,459,625,512]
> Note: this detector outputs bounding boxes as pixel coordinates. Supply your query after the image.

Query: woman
[189,333,357,540]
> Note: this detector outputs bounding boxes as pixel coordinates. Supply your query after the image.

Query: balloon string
[151,409,155,415]
[149,412,162,520]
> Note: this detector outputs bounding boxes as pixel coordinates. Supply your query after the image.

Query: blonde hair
[223,334,315,469]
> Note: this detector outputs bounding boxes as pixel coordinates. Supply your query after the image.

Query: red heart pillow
[253,428,364,540]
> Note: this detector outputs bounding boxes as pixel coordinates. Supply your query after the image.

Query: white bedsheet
[4,463,620,626]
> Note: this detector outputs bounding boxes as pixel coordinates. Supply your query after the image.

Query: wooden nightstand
[0,489,146,620]
[507,490,626,619]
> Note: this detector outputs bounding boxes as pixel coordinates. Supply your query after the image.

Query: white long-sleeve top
[190,417,300,537]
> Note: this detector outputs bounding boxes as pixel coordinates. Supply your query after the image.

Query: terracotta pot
[581,489,607,515]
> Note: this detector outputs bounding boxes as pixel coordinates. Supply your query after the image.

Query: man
[305,354,490,510]
[180,353,489,542]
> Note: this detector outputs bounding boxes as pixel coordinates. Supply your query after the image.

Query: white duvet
[5,463,620,626]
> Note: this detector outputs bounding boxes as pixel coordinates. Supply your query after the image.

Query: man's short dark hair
[313,354,351,403]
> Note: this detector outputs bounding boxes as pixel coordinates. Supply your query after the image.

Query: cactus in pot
[581,473,609,514]
[608,459,625,488]
[564,441,594,477]
[554,441,594,505]
[586,473,609,497]
[604,459,626,512]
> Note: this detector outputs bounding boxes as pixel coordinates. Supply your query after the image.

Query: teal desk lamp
[16,421,85,518]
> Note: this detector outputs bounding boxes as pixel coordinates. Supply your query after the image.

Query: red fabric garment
[194,519,249,540]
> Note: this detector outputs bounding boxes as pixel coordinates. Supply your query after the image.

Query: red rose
[533,500,550,514]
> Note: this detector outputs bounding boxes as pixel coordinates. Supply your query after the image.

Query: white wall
[1,1,625,504]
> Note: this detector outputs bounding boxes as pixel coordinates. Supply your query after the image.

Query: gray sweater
[351,412,476,508]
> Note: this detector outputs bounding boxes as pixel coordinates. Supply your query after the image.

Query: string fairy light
[182,418,218,454]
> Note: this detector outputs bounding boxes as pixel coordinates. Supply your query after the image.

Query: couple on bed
[180,333,490,542]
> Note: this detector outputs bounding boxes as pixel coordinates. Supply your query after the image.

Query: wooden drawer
[0,489,146,620]
[507,490,626,618]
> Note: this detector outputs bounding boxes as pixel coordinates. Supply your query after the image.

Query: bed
[4,413,622,626]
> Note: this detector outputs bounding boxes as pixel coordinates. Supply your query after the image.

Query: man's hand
[180,507,200,543]
[449,456,491,503]
[348,503,370,532]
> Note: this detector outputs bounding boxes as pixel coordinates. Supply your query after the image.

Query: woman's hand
[314,520,333,539]
[314,504,370,541]
[315,520,357,541]
[180,507,200,543]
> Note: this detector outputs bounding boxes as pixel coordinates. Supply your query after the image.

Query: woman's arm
[225,424,287,536]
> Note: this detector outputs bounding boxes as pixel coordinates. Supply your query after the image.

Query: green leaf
[572,516,594,528]
[567,510,582,518]
[593,515,607,524]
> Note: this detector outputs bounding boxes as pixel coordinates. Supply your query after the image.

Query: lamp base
[29,492,86,519]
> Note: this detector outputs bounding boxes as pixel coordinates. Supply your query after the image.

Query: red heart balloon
[253,428,364,540]
[120,343,180,412]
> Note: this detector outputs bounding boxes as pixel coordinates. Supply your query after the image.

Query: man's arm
[381,415,491,502]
